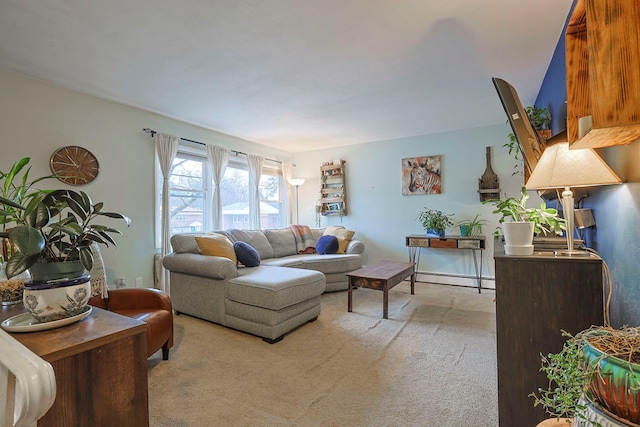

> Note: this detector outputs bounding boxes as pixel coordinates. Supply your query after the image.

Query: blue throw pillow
[233,241,261,267]
[316,235,339,255]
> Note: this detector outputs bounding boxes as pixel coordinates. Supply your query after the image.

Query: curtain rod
[143,128,284,165]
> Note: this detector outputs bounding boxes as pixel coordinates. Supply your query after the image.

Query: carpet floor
[147,282,498,427]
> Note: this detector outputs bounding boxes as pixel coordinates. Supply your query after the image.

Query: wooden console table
[405,235,486,293]
[0,304,149,427]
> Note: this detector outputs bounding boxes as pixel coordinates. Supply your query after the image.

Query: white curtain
[247,154,264,230]
[206,145,230,230]
[282,163,294,225]
[154,132,179,294]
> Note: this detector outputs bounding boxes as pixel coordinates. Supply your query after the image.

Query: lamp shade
[525,143,621,190]
[288,178,305,187]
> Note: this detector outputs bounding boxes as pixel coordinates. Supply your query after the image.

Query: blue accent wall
[535,0,640,327]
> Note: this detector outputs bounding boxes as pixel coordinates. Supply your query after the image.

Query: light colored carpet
[147,282,498,427]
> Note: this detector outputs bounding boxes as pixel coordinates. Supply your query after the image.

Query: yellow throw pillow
[195,234,237,264]
[323,227,355,254]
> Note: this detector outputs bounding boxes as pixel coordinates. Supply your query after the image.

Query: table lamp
[288,178,305,224]
[525,142,621,255]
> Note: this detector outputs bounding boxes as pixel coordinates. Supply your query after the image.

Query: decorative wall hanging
[402,155,441,195]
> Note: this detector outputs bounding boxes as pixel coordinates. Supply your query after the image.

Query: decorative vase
[23,275,91,322]
[502,221,534,255]
[29,260,86,283]
[582,342,640,424]
[459,225,471,237]
[427,229,446,238]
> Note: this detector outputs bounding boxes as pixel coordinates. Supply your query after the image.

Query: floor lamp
[525,142,621,256]
[288,178,305,224]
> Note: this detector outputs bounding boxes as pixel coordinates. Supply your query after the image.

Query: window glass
[169,155,208,234]
[155,146,285,247]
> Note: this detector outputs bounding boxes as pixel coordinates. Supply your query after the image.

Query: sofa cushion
[323,227,355,254]
[170,233,201,254]
[234,241,261,267]
[195,234,237,264]
[316,235,339,254]
[264,228,297,258]
[226,229,275,260]
[227,266,325,310]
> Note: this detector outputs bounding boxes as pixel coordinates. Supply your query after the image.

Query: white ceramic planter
[502,221,534,255]
[23,275,91,322]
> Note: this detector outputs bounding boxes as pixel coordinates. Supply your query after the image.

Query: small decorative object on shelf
[320,159,347,216]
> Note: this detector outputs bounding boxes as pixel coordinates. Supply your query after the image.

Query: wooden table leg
[410,272,415,295]
[383,280,388,319]
[348,277,353,312]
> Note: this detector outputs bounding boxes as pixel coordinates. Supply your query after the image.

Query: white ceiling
[0,0,573,153]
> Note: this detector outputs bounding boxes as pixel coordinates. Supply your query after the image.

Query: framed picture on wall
[402,155,442,195]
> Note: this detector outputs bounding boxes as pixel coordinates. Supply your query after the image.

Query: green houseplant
[484,186,565,255]
[417,208,454,237]
[0,188,131,281]
[531,326,640,426]
[453,213,488,237]
[505,106,552,177]
[484,186,565,236]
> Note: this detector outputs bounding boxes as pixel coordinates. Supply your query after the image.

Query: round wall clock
[50,146,100,185]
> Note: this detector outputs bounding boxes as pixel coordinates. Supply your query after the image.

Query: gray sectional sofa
[162,227,364,342]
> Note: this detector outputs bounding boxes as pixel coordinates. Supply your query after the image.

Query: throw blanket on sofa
[290,225,316,254]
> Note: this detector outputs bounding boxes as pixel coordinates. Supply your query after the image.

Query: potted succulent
[484,186,565,255]
[453,214,488,237]
[531,326,640,426]
[417,208,454,237]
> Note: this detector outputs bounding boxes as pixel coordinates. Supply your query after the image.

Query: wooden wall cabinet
[494,242,604,426]
[566,0,640,148]
[320,160,347,216]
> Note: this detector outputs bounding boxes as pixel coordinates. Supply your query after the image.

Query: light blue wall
[293,125,524,281]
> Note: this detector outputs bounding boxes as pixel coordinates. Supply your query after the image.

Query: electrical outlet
[135,277,143,288]
[116,278,126,288]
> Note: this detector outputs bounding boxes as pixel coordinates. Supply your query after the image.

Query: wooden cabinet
[320,160,347,216]
[494,243,603,426]
[0,305,149,427]
[566,0,640,148]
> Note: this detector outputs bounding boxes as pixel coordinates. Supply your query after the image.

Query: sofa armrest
[102,288,173,311]
[345,239,365,255]
[162,253,238,280]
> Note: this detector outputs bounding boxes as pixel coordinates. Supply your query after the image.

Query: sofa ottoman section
[225,266,326,343]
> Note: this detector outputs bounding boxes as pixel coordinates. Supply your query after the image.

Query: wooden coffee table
[347,260,415,319]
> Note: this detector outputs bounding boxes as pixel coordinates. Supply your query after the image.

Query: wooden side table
[405,234,486,293]
[1,304,149,427]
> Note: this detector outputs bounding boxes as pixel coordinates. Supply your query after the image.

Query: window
[155,145,285,247]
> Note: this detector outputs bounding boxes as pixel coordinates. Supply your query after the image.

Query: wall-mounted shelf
[566,0,640,148]
[320,160,347,216]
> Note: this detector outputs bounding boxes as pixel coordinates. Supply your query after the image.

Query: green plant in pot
[417,208,454,237]
[0,186,130,322]
[453,214,488,237]
[531,326,640,426]
[0,157,57,304]
[483,186,565,255]
[505,106,552,177]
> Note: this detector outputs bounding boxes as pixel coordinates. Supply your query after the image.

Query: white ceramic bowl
[23,275,91,323]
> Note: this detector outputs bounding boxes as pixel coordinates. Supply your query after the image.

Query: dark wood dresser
[494,241,604,426]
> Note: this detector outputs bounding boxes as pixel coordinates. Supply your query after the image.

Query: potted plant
[531,326,640,426]
[484,186,565,255]
[453,213,488,237]
[505,106,552,177]
[1,188,131,280]
[416,208,454,237]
